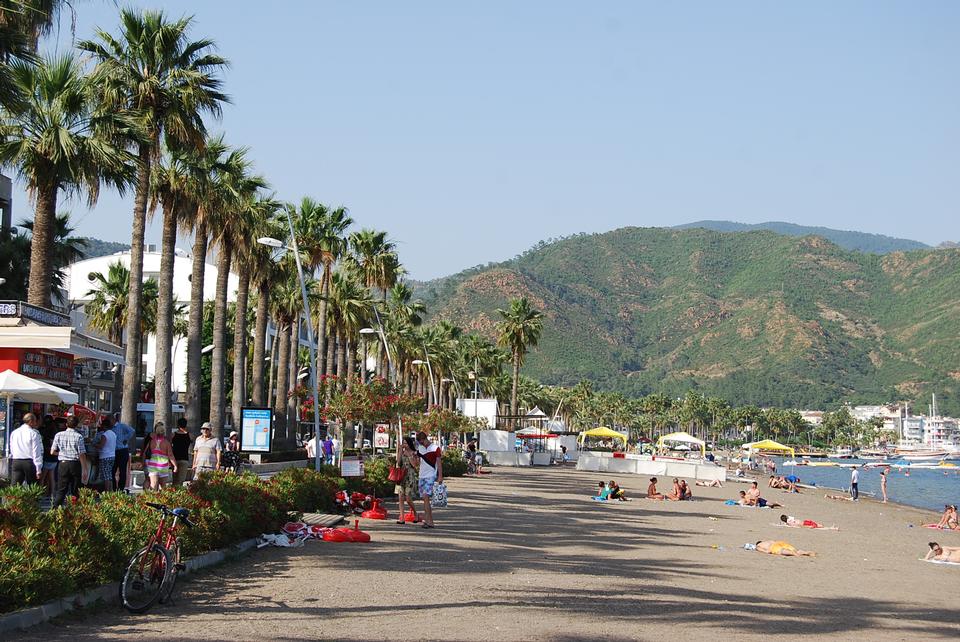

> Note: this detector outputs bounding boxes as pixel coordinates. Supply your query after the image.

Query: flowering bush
[403,406,484,434]
[324,377,424,424]
[0,467,346,615]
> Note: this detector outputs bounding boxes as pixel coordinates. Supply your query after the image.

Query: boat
[830,447,855,459]
[797,450,828,458]
[898,450,948,461]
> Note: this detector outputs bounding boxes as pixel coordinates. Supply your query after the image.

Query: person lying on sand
[824,493,855,501]
[753,540,816,557]
[647,478,665,500]
[925,542,960,563]
[696,479,723,488]
[780,514,838,530]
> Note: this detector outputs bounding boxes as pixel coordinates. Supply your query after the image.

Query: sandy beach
[26,466,960,641]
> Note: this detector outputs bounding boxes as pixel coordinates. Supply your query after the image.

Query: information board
[341,456,364,477]
[240,407,272,452]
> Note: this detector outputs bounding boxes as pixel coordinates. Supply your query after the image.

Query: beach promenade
[28,467,960,641]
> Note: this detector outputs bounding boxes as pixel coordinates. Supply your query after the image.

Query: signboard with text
[374,423,391,449]
[0,348,74,385]
[340,456,364,477]
[240,407,272,453]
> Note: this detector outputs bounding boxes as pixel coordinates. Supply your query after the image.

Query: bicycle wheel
[119,544,171,613]
[159,538,182,604]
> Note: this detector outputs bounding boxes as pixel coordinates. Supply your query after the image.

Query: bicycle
[119,502,195,613]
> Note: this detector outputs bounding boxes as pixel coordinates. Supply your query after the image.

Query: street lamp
[257,221,322,473]
[201,344,214,354]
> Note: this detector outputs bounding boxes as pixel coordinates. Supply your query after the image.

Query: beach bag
[388,465,406,483]
[431,482,448,508]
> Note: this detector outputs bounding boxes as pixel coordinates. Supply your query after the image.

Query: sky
[13,1,960,279]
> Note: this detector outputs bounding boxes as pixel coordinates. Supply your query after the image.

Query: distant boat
[831,447,855,459]
[897,450,948,461]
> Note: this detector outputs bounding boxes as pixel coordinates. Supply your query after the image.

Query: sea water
[772,458,960,513]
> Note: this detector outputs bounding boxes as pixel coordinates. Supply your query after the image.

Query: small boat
[899,451,948,461]
[831,447,855,459]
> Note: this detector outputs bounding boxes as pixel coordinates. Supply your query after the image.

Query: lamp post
[361,313,399,460]
[257,223,322,473]
[412,359,436,406]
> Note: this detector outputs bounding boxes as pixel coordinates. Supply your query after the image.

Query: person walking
[50,416,89,508]
[395,436,421,524]
[192,422,222,475]
[39,416,60,496]
[111,412,135,492]
[850,465,860,501]
[9,413,42,485]
[144,422,177,490]
[415,431,443,529]
[880,466,889,503]
[323,435,334,465]
[171,418,192,486]
[93,416,117,492]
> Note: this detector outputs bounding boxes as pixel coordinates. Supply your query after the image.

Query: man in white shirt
[415,431,443,529]
[94,417,118,492]
[850,465,860,501]
[9,413,42,485]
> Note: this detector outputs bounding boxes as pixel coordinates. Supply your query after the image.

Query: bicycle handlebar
[144,502,167,511]
[143,501,195,527]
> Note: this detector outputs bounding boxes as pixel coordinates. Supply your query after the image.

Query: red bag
[388,465,406,483]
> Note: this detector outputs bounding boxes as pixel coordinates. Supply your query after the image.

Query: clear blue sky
[15,0,960,279]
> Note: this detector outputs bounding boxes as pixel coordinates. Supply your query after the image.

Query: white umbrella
[0,369,78,405]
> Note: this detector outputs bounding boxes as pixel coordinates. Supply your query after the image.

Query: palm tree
[269,262,301,440]
[289,198,352,381]
[0,0,69,109]
[325,270,374,391]
[0,54,132,308]
[208,166,266,436]
[18,211,87,304]
[183,136,233,432]
[85,261,159,411]
[248,209,285,407]
[495,297,544,426]
[80,8,228,428]
[348,229,400,378]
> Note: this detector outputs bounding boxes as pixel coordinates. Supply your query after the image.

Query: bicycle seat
[171,508,191,519]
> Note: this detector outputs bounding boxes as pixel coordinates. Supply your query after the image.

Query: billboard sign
[240,407,272,452]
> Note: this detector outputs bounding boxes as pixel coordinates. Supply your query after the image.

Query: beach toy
[322,519,372,543]
[360,498,389,520]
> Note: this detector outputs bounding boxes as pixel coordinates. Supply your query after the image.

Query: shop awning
[0,369,78,404]
[0,326,124,363]
[578,426,628,445]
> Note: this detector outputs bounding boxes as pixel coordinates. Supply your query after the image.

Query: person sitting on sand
[933,505,959,530]
[667,478,683,501]
[768,475,785,489]
[594,481,611,501]
[679,479,692,500]
[782,474,801,493]
[753,540,816,557]
[824,493,855,501]
[780,514,837,530]
[608,480,629,501]
[647,477,665,500]
[696,479,724,488]
[925,542,960,563]
[744,483,783,508]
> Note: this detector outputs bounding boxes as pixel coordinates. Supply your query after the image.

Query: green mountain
[418,227,960,415]
[79,237,128,259]
[674,220,930,254]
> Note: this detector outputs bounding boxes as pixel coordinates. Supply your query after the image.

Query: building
[922,417,959,448]
[799,411,823,427]
[0,300,124,454]
[63,247,239,401]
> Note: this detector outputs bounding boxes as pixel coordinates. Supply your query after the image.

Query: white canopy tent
[656,431,706,457]
[1,369,78,456]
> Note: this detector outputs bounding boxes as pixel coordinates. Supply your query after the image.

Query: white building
[799,410,823,427]
[63,246,239,400]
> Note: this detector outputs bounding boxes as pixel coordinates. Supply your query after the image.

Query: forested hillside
[417,227,960,414]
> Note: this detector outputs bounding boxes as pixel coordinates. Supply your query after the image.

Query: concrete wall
[576,452,727,482]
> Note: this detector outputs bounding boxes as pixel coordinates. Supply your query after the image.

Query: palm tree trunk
[336,332,347,392]
[511,350,520,427]
[324,325,336,396]
[267,325,279,408]
[345,337,355,391]
[209,238,232,437]
[120,146,151,427]
[273,320,290,441]
[316,265,330,381]
[186,222,207,432]
[251,281,269,406]
[153,202,178,431]
[230,269,250,427]
[26,183,57,308]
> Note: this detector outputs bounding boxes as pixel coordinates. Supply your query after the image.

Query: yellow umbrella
[578,426,628,445]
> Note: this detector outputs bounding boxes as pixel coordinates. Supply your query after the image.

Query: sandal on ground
[395,520,405,524]
[421,523,435,529]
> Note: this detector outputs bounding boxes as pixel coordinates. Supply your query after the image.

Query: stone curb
[0,537,259,633]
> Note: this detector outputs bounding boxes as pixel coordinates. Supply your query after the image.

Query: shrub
[0,465,349,615]
[441,449,468,477]
[361,456,394,497]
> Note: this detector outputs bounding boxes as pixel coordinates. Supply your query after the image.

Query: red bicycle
[119,502,195,613]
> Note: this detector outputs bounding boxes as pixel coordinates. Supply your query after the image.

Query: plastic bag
[431,482,448,508]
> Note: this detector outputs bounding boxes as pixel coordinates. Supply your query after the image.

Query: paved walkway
[25,466,960,641]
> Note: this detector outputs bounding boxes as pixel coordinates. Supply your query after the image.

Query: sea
[771,457,960,513]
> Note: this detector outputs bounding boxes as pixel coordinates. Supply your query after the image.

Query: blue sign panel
[240,407,272,452]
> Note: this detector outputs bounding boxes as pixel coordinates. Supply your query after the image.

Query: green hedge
[0,468,342,614]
